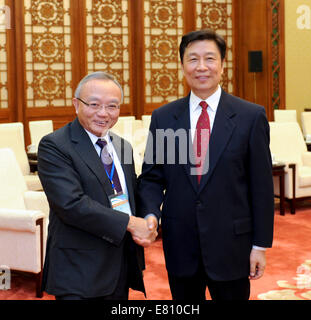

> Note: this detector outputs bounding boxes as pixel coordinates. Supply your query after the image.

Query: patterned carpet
[1,201,311,300]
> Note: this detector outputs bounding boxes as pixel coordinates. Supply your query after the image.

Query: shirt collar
[190,85,222,113]
[84,129,111,146]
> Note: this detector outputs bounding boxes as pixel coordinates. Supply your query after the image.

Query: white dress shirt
[189,85,221,142]
[84,129,132,215]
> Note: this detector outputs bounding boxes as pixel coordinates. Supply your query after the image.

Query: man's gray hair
[74,71,124,103]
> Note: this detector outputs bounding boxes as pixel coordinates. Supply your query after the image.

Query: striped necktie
[194,101,210,183]
[96,139,122,193]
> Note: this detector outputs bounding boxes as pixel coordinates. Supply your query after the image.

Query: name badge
[108,192,132,216]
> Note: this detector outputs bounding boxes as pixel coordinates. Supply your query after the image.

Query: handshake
[127,215,158,247]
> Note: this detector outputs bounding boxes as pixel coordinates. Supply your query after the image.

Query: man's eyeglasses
[76,97,120,112]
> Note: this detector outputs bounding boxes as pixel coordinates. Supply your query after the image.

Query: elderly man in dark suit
[137,29,274,300]
[38,71,157,300]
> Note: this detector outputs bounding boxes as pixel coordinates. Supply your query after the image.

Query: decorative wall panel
[271,0,282,110]
[24,0,72,108]
[0,1,8,109]
[144,0,184,104]
[86,0,131,105]
[196,0,234,93]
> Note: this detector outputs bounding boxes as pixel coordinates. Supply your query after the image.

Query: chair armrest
[24,191,49,217]
[302,152,311,166]
[0,208,45,232]
[273,157,297,173]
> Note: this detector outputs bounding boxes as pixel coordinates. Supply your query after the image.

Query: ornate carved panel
[270,0,283,110]
[196,0,234,93]
[86,0,131,105]
[0,0,8,109]
[24,0,72,108]
[144,0,184,104]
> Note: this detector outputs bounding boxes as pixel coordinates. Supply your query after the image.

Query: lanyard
[104,160,117,192]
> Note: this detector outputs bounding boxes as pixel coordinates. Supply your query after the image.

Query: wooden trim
[13,0,26,123]
[268,0,285,114]
[0,109,9,121]
[231,0,238,96]
[183,0,196,33]
[266,0,273,119]
[288,163,296,214]
[129,0,145,118]
[35,217,44,298]
[182,0,196,96]
[70,0,87,90]
[5,0,17,122]
[278,0,286,110]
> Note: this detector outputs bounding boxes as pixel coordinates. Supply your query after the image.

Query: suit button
[196,200,201,206]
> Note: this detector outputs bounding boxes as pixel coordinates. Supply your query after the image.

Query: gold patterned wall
[196,0,234,93]
[0,0,8,109]
[24,0,72,108]
[144,0,185,104]
[86,0,131,105]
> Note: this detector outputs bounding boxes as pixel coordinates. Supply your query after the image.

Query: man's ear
[221,60,225,75]
[72,98,79,115]
[180,62,185,76]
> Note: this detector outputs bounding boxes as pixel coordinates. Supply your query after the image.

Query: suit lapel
[70,118,114,196]
[198,90,237,193]
[172,95,198,193]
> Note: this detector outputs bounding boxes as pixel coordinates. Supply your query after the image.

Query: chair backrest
[29,120,53,150]
[269,122,307,165]
[111,117,136,140]
[0,122,30,175]
[274,109,297,122]
[301,112,311,140]
[0,148,27,209]
[0,122,25,148]
[141,115,151,129]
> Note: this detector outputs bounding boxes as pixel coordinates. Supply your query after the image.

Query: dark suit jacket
[138,90,274,281]
[38,118,145,298]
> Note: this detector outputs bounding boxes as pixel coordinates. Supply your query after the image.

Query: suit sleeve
[248,107,274,247]
[137,111,166,220]
[37,135,130,247]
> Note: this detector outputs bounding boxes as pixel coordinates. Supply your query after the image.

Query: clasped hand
[127,216,158,247]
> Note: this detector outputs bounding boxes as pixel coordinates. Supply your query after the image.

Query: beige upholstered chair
[269,121,311,213]
[29,120,53,152]
[0,122,42,190]
[110,116,135,137]
[0,148,49,297]
[301,112,311,141]
[274,109,297,122]
[110,117,147,174]
[141,115,151,129]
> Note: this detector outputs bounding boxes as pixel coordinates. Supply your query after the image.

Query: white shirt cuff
[252,245,267,251]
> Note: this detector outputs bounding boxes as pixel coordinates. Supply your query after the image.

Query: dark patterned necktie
[194,101,210,183]
[96,139,122,193]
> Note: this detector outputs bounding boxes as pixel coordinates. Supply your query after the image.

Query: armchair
[141,115,151,129]
[269,121,311,214]
[28,120,53,153]
[274,109,297,122]
[0,148,49,298]
[0,122,42,190]
[301,112,311,141]
[110,117,147,175]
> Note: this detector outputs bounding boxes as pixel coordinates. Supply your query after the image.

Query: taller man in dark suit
[38,71,157,300]
[137,30,274,300]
